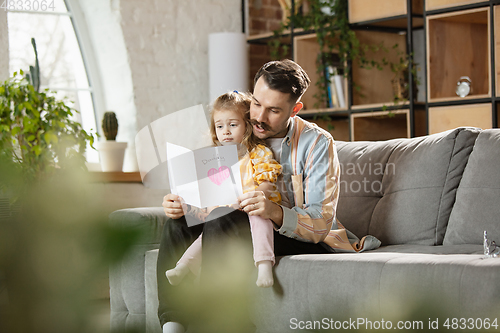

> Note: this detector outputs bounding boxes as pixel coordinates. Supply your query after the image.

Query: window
[7,0,99,162]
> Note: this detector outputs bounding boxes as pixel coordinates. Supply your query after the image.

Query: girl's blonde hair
[209,91,265,152]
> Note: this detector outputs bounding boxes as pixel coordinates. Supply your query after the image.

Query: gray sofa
[109,127,500,333]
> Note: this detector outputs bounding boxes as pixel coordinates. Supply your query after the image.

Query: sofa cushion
[372,244,483,255]
[444,129,500,245]
[144,245,498,333]
[336,127,480,246]
[251,251,500,333]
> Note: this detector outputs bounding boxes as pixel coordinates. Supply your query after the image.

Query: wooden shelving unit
[350,106,427,140]
[245,0,499,142]
[351,110,411,141]
[291,1,423,142]
[427,8,490,102]
[495,5,500,96]
[312,116,351,142]
[349,0,424,25]
[294,33,349,110]
[351,30,408,107]
[425,1,498,133]
[428,103,492,133]
[339,0,424,141]
[426,0,487,12]
[292,32,350,141]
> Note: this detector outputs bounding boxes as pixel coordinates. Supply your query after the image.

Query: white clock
[456,76,472,98]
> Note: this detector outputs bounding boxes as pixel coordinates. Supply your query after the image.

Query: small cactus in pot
[102,111,118,141]
[97,111,127,171]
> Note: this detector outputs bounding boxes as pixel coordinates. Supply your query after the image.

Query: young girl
[165,91,282,288]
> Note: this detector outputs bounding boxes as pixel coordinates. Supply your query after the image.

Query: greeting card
[166,143,243,210]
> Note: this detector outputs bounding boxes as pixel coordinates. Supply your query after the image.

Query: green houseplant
[0,70,94,185]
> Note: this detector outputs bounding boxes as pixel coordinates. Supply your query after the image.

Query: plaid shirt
[275,116,341,244]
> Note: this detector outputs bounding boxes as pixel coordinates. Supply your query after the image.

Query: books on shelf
[325,65,346,109]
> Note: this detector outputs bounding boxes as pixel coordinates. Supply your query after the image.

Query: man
[158,59,341,333]
[238,59,340,244]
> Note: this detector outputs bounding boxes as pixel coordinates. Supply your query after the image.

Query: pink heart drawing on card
[207,166,230,185]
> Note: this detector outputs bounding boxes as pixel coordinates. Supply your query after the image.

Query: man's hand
[162,193,186,219]
[238,191,283,226]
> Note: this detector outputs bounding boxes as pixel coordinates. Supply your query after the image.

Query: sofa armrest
[109,208,167,333]
[145,249,161,333]
[109,207,168,245]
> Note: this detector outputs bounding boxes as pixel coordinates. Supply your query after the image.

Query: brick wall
[248,0,283,35]
[247,0,284,89]
[0,9,8,81]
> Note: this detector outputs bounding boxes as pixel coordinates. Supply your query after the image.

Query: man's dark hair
[254,59,311,103]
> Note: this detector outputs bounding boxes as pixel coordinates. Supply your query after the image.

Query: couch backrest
[443,129,500,245]
[335,127,480,246]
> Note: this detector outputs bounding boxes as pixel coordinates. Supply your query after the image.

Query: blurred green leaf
[32,145,41,156]
[100,223,147,264]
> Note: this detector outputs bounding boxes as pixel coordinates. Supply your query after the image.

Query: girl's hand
[254,181,274,199]
[230,203,241,211]
[162,194,186,219]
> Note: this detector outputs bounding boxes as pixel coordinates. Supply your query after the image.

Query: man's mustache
[250,120,271,131]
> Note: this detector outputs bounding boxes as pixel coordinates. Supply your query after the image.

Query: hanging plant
[269,0,394,109]
[390,46,419,104]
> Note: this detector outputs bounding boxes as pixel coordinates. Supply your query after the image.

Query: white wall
[118,0,242,130]
[0,9,8,81]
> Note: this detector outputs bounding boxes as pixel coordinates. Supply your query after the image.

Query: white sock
[165,263,190,285]
[256,260,274,288]
[163,322,185,333]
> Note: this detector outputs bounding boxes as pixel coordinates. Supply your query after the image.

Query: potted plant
[0,38,95,210]
[95,111,127,172]
[1,38,94,179]
[0,74,95,179]
[0,71,95,201]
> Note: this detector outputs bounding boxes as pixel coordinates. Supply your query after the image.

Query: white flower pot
[96,141,128,172]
